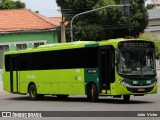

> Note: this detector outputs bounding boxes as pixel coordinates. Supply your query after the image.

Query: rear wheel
[123,95,130,102]
[29,84,44,100]
[87,83,98,102]
[29,84,38,100]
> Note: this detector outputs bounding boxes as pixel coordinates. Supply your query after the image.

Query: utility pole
[70,4,130,42]
[120,0,130,15]
[60,19,66,43]
[60,0,66,43]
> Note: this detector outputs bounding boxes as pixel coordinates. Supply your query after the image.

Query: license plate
[138,88,145,92]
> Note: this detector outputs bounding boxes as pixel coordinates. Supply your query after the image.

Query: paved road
[0,71,160,120]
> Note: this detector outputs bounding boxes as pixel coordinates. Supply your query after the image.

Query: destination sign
[118,40,155,49]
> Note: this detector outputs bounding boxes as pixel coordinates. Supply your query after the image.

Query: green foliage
[56,0,148,41]
[139,33,160,57]
[0,0,25,9]
[14,0,25,8]
[146,4,153,9]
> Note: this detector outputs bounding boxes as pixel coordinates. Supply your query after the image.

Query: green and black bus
[3,38,157,102]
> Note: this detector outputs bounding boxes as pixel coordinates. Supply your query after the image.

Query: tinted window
[5,47,98,71]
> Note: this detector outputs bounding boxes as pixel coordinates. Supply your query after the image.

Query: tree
[139,33,160,58]
[0,0,25,9]
[14,0,25,8]
[146,4,153,9]
[56,0,148,41]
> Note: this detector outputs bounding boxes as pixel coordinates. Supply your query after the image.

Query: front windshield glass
[118,50,155,76]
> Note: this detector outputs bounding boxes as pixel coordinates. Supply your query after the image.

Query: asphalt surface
[0,70,160,120]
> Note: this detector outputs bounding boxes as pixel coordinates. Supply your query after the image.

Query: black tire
[123,95,130,102]
[87,85,92,101]
[87,83,98,102]
[29,84,38,100]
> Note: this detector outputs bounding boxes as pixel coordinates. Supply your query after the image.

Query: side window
[4,55,10,71]
[34,42,44,48]
[20,53,32,70]
[16,44,27,50]
[11,47,99,71]
[0,45,9,69]
[0,45,9,51]
[83,47,98,68]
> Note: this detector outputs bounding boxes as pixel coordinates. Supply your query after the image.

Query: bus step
[99,93,110,96]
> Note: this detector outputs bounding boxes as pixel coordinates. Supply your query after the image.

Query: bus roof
[4,38,147,55]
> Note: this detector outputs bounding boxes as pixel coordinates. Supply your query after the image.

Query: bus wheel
[29,84,38,100]
[123,95,130,102]
[87,84,98,102]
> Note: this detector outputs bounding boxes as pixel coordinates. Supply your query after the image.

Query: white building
[145,9,160,38]
[151,0,160,8]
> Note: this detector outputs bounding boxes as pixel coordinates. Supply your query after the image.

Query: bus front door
[10,55,20,93]
[99,46,114,94]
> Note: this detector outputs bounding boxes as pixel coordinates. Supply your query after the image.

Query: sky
[145,0,151,4]
[20,0,61,17]
[20,0,151,17]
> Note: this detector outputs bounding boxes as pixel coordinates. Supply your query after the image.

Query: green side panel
[85,43,99,47]
[84,68,99,92]
[13,71,18,92]
[151,84,158,94]
[111,78,134,95]
[19,83,28,93]
[3,72,11,93]
[3,69,86,95]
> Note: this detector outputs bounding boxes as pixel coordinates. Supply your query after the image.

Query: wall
[145,18,160,39]
[156,59,160,69]
[0,31,58,51]
[148,19,160,25]
[145,31,160,39]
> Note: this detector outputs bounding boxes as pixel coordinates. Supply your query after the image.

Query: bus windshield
[118,50,156,76]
